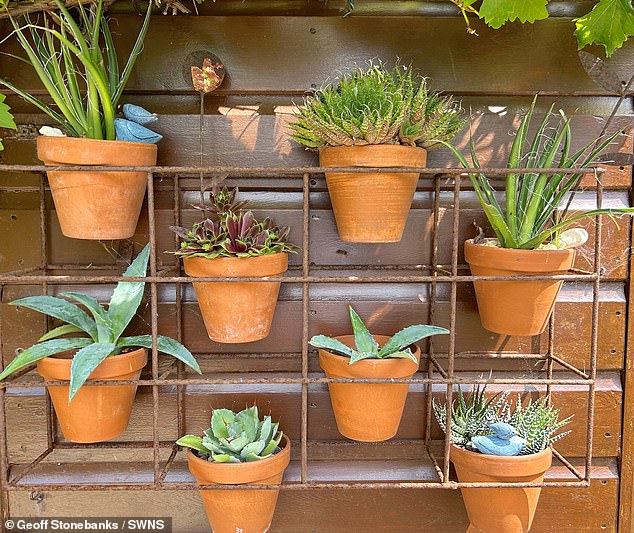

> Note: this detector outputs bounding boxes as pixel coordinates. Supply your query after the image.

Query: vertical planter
[464,240,576,336]
[318,335,420,442]
[37,136,157,240]
[36,348,147,443]
[451,445,552,533]
[183,253,288,343]
[187,436,291,533]
[320,145,426,243]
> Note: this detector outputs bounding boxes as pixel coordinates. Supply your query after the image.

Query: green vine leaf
[574,0,634,57]
[479,0,549,29]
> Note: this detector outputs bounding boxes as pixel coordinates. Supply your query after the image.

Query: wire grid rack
[0,163,603,494]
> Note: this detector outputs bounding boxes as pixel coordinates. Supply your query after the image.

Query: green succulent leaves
[1,244,201,401]
[290,64,465,150]
[433,386,572,455]
[309,306,449,365]
[177,406,284,463]
[172,187,298,259]
[441,96,634,249]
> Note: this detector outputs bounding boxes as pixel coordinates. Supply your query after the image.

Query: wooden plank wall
[1,1,633,531]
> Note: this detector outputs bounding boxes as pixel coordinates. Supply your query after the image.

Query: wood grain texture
[6,460,620,532]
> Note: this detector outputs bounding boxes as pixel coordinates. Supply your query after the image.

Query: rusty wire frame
[0,164,603,495]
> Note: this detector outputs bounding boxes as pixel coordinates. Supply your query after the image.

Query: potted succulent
[442,97,634,336]
[1,0,161,240]
[434,386,571,533]
[177,406,290,533]
[290,63,465,243]
[171,187,297,344]
[309,306,448,441]
[0,244,201,443]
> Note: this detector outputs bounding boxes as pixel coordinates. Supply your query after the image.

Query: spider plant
[441,97,634,249]
[0,0,152,140]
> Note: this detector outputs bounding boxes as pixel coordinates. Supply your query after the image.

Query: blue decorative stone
[114,118,162,144]
[471,422,527,456]
[122,104,158,125]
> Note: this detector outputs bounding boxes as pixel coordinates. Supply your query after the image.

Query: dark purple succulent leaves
[170,187,296,258]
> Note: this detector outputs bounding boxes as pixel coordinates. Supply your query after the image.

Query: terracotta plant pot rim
[318,334,421,379]
[187,434,291,485]
[37,135,158,152]
[183,252,289,278]
[320,144,426,168]
[37,348,148,381]
[450,444,553,478]
[464,239,576,273]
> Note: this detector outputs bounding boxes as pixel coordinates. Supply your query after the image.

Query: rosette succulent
[177,406,283,463]
[171,187,297,258]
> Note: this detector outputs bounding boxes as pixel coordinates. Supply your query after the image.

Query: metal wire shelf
[0,164,603,494]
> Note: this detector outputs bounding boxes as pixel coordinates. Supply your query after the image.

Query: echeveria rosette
[0,244,201,401]
[177,406,283,463]
[170,187,297,259]
[309,306,449,365]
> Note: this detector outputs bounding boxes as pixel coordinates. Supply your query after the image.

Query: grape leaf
[0,94,16,152]
[574,0,634,57]
[479,0,549,29]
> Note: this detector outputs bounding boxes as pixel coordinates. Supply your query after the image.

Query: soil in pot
[183,253,288,344]
[187,435,291,533]
[317,335,420,442]
[37,348,147,443]
[464,239,576,336]
[451,445,552,533]
[320,145,426,243]
[37,136,157,240]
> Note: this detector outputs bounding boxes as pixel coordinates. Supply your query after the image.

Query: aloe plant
[434,385,572,455]
[441,96,634,249]
[177,406,283,463]
[0,244,201,401]
[309,306,449,364]
[290,63,465,150]
[0,0,151,140]
[171,187,298,258]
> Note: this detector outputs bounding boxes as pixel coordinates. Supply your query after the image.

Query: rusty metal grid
[0,164,602,494]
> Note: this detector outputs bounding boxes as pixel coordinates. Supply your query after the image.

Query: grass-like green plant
[177,406,283,463]
[441,97,634,249]
[433,385,572,455]
[309,305,449,364]
[0,0,151,140]
[0,94,16,150]
[0,244,201,401]
[290,63,465,150]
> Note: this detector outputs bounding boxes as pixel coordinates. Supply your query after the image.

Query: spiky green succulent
[309,306,448,364]
[433,386,572,455]
[289,64,465,150]
[177,406,283,463]
[170,187,297,258]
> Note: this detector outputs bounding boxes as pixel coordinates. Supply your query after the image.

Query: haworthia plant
[177,406,283,463]
[433,385,572,455]
[309,306,449,364]
[0,243,201,401]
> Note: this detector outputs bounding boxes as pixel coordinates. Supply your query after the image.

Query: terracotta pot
[320,145,426,243]
[464,240,576,336]
[451,445,552,533]
[37,136,157,240]
[183,253,288,344]
[318,335,420,442]
[187,435,291,533]
[37,348,147,443]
